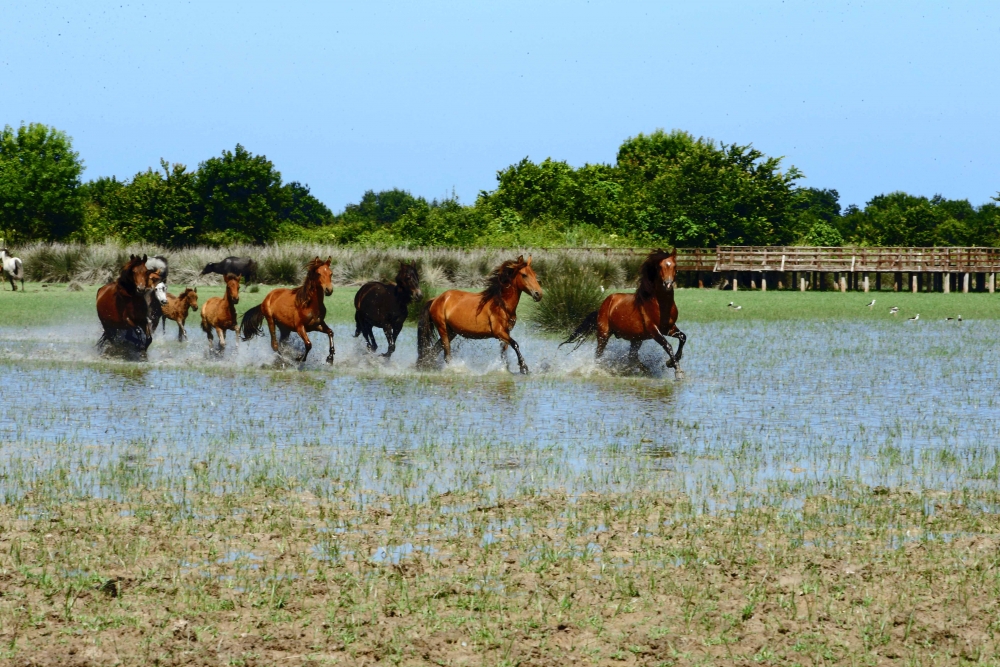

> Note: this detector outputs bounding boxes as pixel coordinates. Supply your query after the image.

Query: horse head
[514,255,543,302]
[657,249,678,290]
[396,261,423,300]
[123,254,152,294]
[154,282,168,305]
[316,257,334,297]
[224,274,241,305]
[184,287,199,311]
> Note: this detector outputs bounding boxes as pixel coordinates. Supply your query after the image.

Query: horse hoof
[520,366,529,375]
[326,354,335,364]
[674,369,685,380]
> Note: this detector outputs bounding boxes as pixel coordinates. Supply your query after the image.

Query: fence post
[991,273,996,294]
[911,274,918,293]
[800,276,806,292]
[863,274,869,293]
[963,273,969,294]
[943,273,950,294]
[761,274,767,292]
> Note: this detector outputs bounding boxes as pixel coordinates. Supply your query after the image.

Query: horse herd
[90,250,687,375]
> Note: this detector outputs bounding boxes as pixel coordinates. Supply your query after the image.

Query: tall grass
[10,242,645,289]
[533,257,606,333]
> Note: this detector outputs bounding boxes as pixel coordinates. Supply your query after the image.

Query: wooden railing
[714,246,1000,273]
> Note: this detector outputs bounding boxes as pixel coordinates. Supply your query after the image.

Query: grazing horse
[157,286,199,341]
[240,257,335,363]
[417,255,542,374]
[96,254,159,351]
[561,249,686,377]
[0,248,24,291]
[201,256,257,284]
[200,274,240,353]
[353,261,422,359]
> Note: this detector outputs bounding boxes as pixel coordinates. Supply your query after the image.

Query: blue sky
[2,1,998,212]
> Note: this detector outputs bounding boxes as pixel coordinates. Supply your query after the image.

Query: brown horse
[240,257,336,363]
[561,249,686,377]
[417,255,542,374]
[200,274,240,353]
[353,261,422,359]
[96,254,159,351]
[158,286,199,341]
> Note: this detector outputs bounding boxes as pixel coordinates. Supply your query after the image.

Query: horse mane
[294,258,327,305]
[478,257,527,313]
[634,249,674,305]
[116,256,145,294]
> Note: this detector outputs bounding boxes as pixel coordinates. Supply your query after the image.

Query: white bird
[728,302,741,310]
[600,285,605,293]
[958,315,963,322]
[945,317,954,321]
[866,299,875,308]
[908,314,920,321]
[889,306,899,315]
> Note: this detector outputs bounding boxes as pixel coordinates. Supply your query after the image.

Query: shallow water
[2,319,999,507]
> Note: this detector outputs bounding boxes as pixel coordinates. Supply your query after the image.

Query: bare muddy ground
[2,487,999,666]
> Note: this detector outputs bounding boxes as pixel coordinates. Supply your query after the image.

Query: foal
[158,286,199,341]
[200,274,240,354]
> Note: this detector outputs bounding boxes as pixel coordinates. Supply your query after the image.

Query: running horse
[96,254,161,352]
[561,249,687,378]
[417,255,542,374]
[239,257,336,363]
[201,274,240,354]
[353,261,422,359]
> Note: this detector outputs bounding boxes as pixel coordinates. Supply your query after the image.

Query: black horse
[353,262,422,359]
[201,257,258,284]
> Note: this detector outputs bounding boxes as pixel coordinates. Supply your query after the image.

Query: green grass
[3,281,998,328]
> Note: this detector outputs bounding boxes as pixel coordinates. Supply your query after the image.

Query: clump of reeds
[532,256,606,333]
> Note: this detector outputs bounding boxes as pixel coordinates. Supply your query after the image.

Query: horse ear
[670,248,677,258]
[516,255,524,263]
[326,256,332,265]
[526,254,532,266]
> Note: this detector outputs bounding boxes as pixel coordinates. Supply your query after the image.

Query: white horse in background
[145,255,169,330]
[0,248,24,291]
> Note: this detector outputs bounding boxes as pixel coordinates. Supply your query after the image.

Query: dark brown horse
[96,254,159,351]
[561,249,686,377]
[240,257,335,363]
[417,255,542,374]
[353,261,422,359]
[200,275,240,353]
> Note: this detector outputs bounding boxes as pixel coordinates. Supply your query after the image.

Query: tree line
[2,122,998,248]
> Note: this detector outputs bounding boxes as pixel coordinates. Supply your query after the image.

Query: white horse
[0,248,24,291]
[144,255,169,329]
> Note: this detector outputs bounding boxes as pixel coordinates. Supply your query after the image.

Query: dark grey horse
[201,257,257,284]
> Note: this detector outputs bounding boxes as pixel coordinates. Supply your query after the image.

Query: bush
[532,259,606,334]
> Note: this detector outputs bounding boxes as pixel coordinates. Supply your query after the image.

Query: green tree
[196,144,285,244]
[614,130,802,246]
[0,123,85,242]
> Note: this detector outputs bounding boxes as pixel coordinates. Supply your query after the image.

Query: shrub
[532,259,606,334]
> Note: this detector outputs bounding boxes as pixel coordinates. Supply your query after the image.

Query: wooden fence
[713,246,1000,273]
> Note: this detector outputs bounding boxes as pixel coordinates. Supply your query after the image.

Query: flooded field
[3,319,999,505]
[3,315,1000,664]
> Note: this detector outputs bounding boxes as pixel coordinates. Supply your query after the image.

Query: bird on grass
[908,313,920,321]
[728,302,742,310]
[959,314,963,322]
[889,306,899,315]
[600,285,605,293]
[866,299,876,309]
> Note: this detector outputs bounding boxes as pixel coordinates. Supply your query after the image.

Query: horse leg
[434,317,452,364]
[651,325,681,376]
[317,321,335,363]
[668,325,686,364]
[382,326,396,359]
[296,326,313,362]
[495,330,528,374]
[628,340,642,362]
[217,327,227,353]
[363,321,377,353]
[500,342,510,371]
[266,314,280,353]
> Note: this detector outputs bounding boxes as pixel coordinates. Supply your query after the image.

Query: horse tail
[560,310,599,350]
[354,309,363,338]
[239,304,265,341]
[416,300,436,366]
